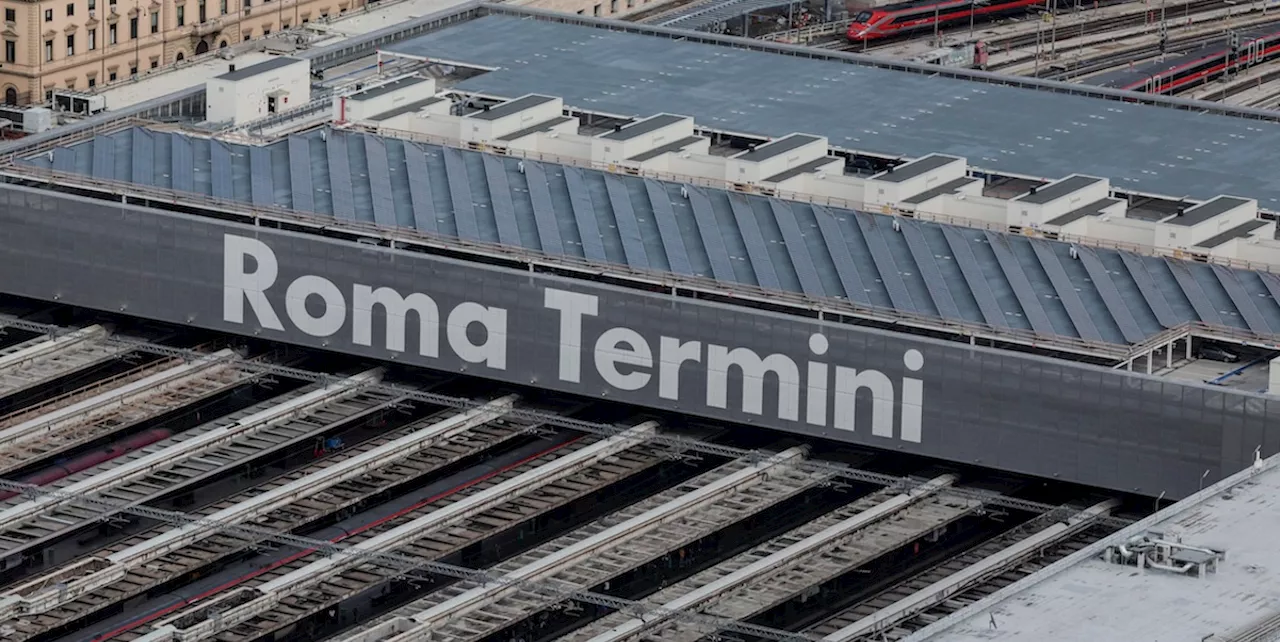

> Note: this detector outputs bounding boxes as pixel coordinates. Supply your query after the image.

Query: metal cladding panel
[604,174,649,270]
[210,141,233,200]
[483,154,522,247]
[727,193,778,290]
[811,205,871,305]
[402,143,438,235]
[326,131,356,221]
[364,135,397,228]
[249,146,274,208]
[1,185,1274,500]
[523,162,563,255]
[1030,239,1104,342]
[646,179,690,275]
[769,199,824,298]
[287,136,315,214]
[443,146,480,242]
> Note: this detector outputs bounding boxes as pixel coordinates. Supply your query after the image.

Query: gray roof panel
[1170,196,1253,227]
[564,166,607,261]
[901,219,961,321]
[28,124,1280,348]
[941,226,1010,329]
[604,174,650,269]
[443,146,480,240]
[728,193,778,289]
[386,15,1280,208]
[327,131,356,221]
[468,95,556,121]
[216,56,305,82]
[132,128,154,186]
[249,145,273,208]
[483,154,522,247]
[1212,264,1273,335]
[524,161,563,255]
[811,206,873,306]
[645,179,690,274]
[874,155,959,184]
[600,114,687,141]
[365,135,397,227]
[1030,239,1105,342]
[854,213,920,313]
[1077,247,1147,344]
[210,141,233,201]
[985,231,1057,335]
[687,186,736,282]
[770,199,824,297]
[1016,176,1103,205]
[287,136,315,214]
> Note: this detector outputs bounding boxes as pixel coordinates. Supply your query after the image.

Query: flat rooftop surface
[23,124,1280,349]
[386,14,1280,208]
[92,0,472,112]
[912,458,1280,642]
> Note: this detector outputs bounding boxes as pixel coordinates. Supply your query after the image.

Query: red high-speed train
[847,0,1044,42]
[1085,28,1280,94]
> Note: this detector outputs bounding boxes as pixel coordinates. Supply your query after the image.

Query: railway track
[113,429,673,641]
[987,0,1278,74]
[803,504,1118,641]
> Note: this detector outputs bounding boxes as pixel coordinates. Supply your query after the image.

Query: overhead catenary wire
[0,314,1137,529]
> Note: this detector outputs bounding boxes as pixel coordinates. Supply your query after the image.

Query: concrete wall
[1,183,1277,500]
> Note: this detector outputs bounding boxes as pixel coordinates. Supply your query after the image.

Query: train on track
[846,0,1044,42]
[1086,27,1280,94]
[0,428,173,502]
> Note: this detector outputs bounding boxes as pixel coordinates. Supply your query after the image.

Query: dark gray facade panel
[0,186,1272,500]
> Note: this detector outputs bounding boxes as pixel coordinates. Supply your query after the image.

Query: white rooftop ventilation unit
[1103,531,1225,578]
[51,90,106,116]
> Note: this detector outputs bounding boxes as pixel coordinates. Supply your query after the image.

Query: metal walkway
[343,448,825,642]
[0,350,249,477]
[0,392,517,637]
[0,370,388,564]
[135,425,665,642]
[570,476,981,642]
[0,325,126,400]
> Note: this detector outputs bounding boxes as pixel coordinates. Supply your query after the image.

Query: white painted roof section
[95,0,470,112]
[97,50,277,109]
[909,455,1280,642]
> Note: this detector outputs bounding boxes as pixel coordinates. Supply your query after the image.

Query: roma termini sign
[0,186,1273,498]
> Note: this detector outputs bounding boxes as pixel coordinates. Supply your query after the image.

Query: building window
[219,0,226,14]
[149,59,156,68]
[88,0,95,10]
[108,70,117,81]
[44,8,52,21]
[129,64,136,75]
[197,0,204,22]
[262,26,269,35]
[592,3,600,15]
[87,76,95,87]
[129,16,137,38]
[610,0,616,11]
[109,0,115,5]
[242,28,250,39]
[66,3,73,16]
[627,0,634,7]
[88,28,95,49]
[151,12,158,32]
[280,19,288,28]
[4,8,14,22]
[45,89,53,101]
[108,23,116,44]
[3,40,13,62]
[175,51,182,61]
[65,33,73,55]
[176,5,184,24]
[44,39,52,61]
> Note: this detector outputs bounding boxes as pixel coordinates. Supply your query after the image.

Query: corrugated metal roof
[384,15,1280,209]
[22,125,1280,347]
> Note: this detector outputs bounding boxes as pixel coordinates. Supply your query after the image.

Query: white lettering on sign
[222,234,507,370]
[542,288,925,443]
[221,235,924,443]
